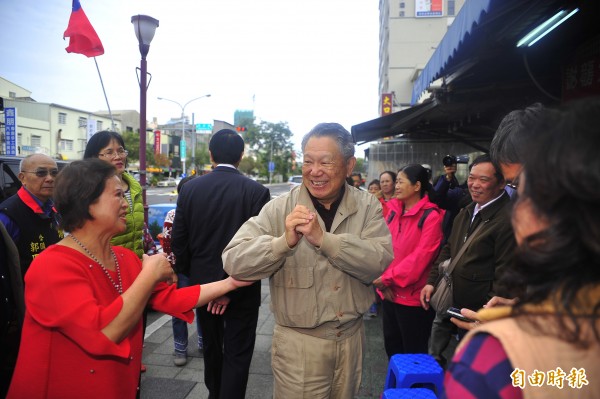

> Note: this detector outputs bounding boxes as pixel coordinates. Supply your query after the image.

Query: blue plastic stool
[382,388,438,399]
[383,353,444,395]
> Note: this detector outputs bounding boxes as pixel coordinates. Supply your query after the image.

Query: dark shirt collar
[308,185,345,232]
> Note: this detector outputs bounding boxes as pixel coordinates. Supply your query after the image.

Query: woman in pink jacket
[373,164,444,358]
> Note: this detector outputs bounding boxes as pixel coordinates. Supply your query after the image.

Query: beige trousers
[271,322,366,399]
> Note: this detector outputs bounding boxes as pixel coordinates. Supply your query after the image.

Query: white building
[1,76,120,160]
[378,0,465,113]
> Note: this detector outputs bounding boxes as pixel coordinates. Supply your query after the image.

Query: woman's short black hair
[83,131,126,159]
[54,158,117,232]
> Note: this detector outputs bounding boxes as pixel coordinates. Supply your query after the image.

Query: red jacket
[8,245,199,399]
[378,195,444,306]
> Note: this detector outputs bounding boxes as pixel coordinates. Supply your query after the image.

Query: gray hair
[301,123,355,161]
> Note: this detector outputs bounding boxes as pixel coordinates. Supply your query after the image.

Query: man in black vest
[0,154,63,278]
[0,153,63,396]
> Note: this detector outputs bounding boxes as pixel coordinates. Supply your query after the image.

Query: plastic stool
[383,353,444,395]
[382,388,438,399]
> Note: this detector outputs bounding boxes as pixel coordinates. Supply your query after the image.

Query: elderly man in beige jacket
[223,123,393,399]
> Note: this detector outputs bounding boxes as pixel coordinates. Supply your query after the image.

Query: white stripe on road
[144,313,171,339]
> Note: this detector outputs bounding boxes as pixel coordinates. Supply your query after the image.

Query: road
[143,181,291,327]
[144,182,291,206]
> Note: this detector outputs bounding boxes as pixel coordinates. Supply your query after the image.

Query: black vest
[0,195,63,278]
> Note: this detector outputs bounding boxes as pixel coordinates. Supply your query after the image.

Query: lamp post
[132,14,159,225]
[157,94,211,176]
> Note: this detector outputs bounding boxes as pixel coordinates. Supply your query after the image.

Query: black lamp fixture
[131,14,159,225]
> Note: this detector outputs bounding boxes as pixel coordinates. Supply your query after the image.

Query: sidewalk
[140,279,388,399]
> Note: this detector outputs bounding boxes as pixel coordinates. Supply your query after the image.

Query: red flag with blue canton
[63,0,104,57]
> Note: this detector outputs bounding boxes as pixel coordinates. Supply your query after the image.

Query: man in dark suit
[172,129,270,399]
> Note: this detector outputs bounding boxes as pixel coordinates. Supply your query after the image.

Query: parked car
[0,155,70,202]
[157,177,177,187]
[288,175,303,187]
[147,203,177,244]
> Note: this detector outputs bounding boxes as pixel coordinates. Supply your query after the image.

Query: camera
[442,154,469,166]
[442,155,457,166]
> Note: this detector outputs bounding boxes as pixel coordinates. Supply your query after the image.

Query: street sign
[268,161,275,172]
[180,139,187,161]
[195,123,213,133]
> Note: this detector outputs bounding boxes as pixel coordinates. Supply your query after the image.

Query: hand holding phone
[447,307,476,323]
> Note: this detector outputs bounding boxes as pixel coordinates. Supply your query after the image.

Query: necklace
[69,234,123,294]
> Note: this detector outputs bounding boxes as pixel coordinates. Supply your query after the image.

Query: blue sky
[0,0,379,153]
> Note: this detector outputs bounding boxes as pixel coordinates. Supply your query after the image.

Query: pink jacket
[378,195,444,306]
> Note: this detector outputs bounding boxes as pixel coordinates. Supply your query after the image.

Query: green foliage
[243,121,295,179]
[238,156,258,176]
[355,158,366,174]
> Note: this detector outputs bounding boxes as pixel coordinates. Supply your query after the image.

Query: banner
[4,108,17,156]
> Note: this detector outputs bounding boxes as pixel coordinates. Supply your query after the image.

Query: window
[399,2,405,8]
[17,133,22,147]
[80,139,87,152]
[59,139,74,152]
[399,10,405,17]
[58,112,67,125]
[9,91,16,99]
[448,0,455,16]
[31,135,41,147]
[97,121,103,131]
[78,117,87,128]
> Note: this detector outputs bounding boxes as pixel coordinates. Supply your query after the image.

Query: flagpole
[93,57,116,131]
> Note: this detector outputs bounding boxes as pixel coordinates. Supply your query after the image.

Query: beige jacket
[223,184,393,339]
[457,286,600,399]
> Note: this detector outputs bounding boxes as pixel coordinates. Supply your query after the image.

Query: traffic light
[236,126,247,132]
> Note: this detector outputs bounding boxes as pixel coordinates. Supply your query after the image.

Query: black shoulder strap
[418,208,435,229]
[386,210,396,224]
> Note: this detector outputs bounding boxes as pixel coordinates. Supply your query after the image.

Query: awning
[354,0,598,145]
[411,0,494,104]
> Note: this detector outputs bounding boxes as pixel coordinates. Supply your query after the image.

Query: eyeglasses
[99,149,129,159]
[22,168,59,178]
[506,175,520,190]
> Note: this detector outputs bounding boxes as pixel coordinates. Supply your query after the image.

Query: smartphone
[447,307,476,323]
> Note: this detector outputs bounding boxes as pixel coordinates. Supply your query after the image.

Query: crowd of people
[0,97,598,398]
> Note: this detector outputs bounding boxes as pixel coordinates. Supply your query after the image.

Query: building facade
[378,0,465,113]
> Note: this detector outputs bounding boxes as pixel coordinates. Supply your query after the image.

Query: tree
[238,156,258,176]
[243,121,294,179]
[122,130,153,165]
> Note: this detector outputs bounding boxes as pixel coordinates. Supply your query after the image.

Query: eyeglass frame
[98,149,129,159]
[22,168,59,178]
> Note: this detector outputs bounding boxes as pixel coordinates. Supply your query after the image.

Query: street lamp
[157,94,211,175]
[132,14,159,225]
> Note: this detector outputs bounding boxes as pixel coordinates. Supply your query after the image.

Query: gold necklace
[69,234,123,294]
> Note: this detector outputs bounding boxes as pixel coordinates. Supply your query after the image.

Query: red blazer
[8,245,199,399]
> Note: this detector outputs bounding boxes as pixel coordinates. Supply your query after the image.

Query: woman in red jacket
[373,164,444,358]
[7,159,250,399]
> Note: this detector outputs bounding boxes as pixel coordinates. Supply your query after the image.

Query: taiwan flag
[63,0,104,57]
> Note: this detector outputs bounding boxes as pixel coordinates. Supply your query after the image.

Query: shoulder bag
[429,221,485,314]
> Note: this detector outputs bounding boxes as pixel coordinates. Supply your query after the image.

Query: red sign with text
[154,130,161,154]
[381,93,393,116]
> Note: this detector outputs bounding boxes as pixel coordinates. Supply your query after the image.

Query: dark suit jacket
[172,166,270,308]
[427,191,515,311]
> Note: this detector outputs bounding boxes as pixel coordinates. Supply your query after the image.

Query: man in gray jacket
[223,123,393,399]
